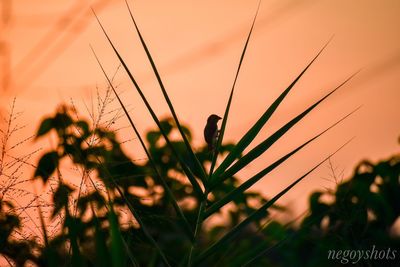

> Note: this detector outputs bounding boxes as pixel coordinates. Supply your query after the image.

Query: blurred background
[1,0,399,220]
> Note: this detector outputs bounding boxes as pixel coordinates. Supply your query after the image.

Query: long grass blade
[211,71,359,187]
[204,107,360,218]
[91,47,194,241]
[108,203,127,267]
[209,0,261,176]
[124,0,207,186]
[195,138,354,262]
[93,210,112,267]
[212,38,333,180]
[66,215,85,267]
[89,46,173,265]
[92,10,204,199]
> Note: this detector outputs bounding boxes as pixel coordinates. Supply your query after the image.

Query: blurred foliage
[278,151,400,267]
[0,106,399,266]
[249,148,400,267]
[1,106,274,266]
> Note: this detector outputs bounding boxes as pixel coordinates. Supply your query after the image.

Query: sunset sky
[1,0,400,220]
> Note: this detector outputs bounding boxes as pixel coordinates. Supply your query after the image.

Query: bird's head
[207,114,222,123]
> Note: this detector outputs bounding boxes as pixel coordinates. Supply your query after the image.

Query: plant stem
[187,200,206,266]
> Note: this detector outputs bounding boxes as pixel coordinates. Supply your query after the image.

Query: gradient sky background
[1,0,400,221]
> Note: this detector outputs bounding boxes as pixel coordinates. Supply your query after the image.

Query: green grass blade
[204,107,360,218]
[65,216,85,267]
[93,213,112,267]
[187,201,206,266]
[212,38,333,180]
[211,71,359,187]
[124,0,207,186]
[92,11,204,199]
[195,138,354,262]
[91,47,194,241]
[106,203,139,267]
[108,204,127,267]
[209,0,261,176]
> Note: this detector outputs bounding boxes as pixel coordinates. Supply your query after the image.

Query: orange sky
[1,0,400,221]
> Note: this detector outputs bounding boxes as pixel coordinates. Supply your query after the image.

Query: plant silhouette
[11,106,275,266]
[1,106,399,266]
[3,0,394,265]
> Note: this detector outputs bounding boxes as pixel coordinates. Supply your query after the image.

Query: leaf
[147,131,161,146]
[65,216,85,267]
[211,71,359,187]
[34,151,59,183]
[113,185,172,267]
[90,16,204,199]
[94,216,112,267]
[195,139,353,262]
[209,0,261,176]
[35,117,54,138]
[124,0,207,185]
[91,46,194,241]
[76,120,90,139]
[205,108,360,217]
[53,112,73,132]
[159,119,173,135]
[212,38,333,179]
[52,183,74,218]
[77,191,106,214]
[108,205,126,267]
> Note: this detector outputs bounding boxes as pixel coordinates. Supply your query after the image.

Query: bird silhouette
[204,114,222,151]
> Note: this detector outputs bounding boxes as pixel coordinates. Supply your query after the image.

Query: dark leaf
[35,117,54,138]
[34,151,59,183]
[53,112,73,132]
[52,183,75,218]
[76,120,90,139]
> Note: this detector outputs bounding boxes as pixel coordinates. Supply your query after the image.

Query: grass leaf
[93,216,112,267]
[211,71,359,187]
[212,38,333,180]
[209,0,261,176]
[91,47,194,241]
[195,138,354,262]
[108,204,127,267]
[92,10,204,199]
[125,0,208,186]
[204,107,360,218]
[66,216,85,267]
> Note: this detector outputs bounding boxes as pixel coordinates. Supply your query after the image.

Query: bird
[204,114,222,151]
